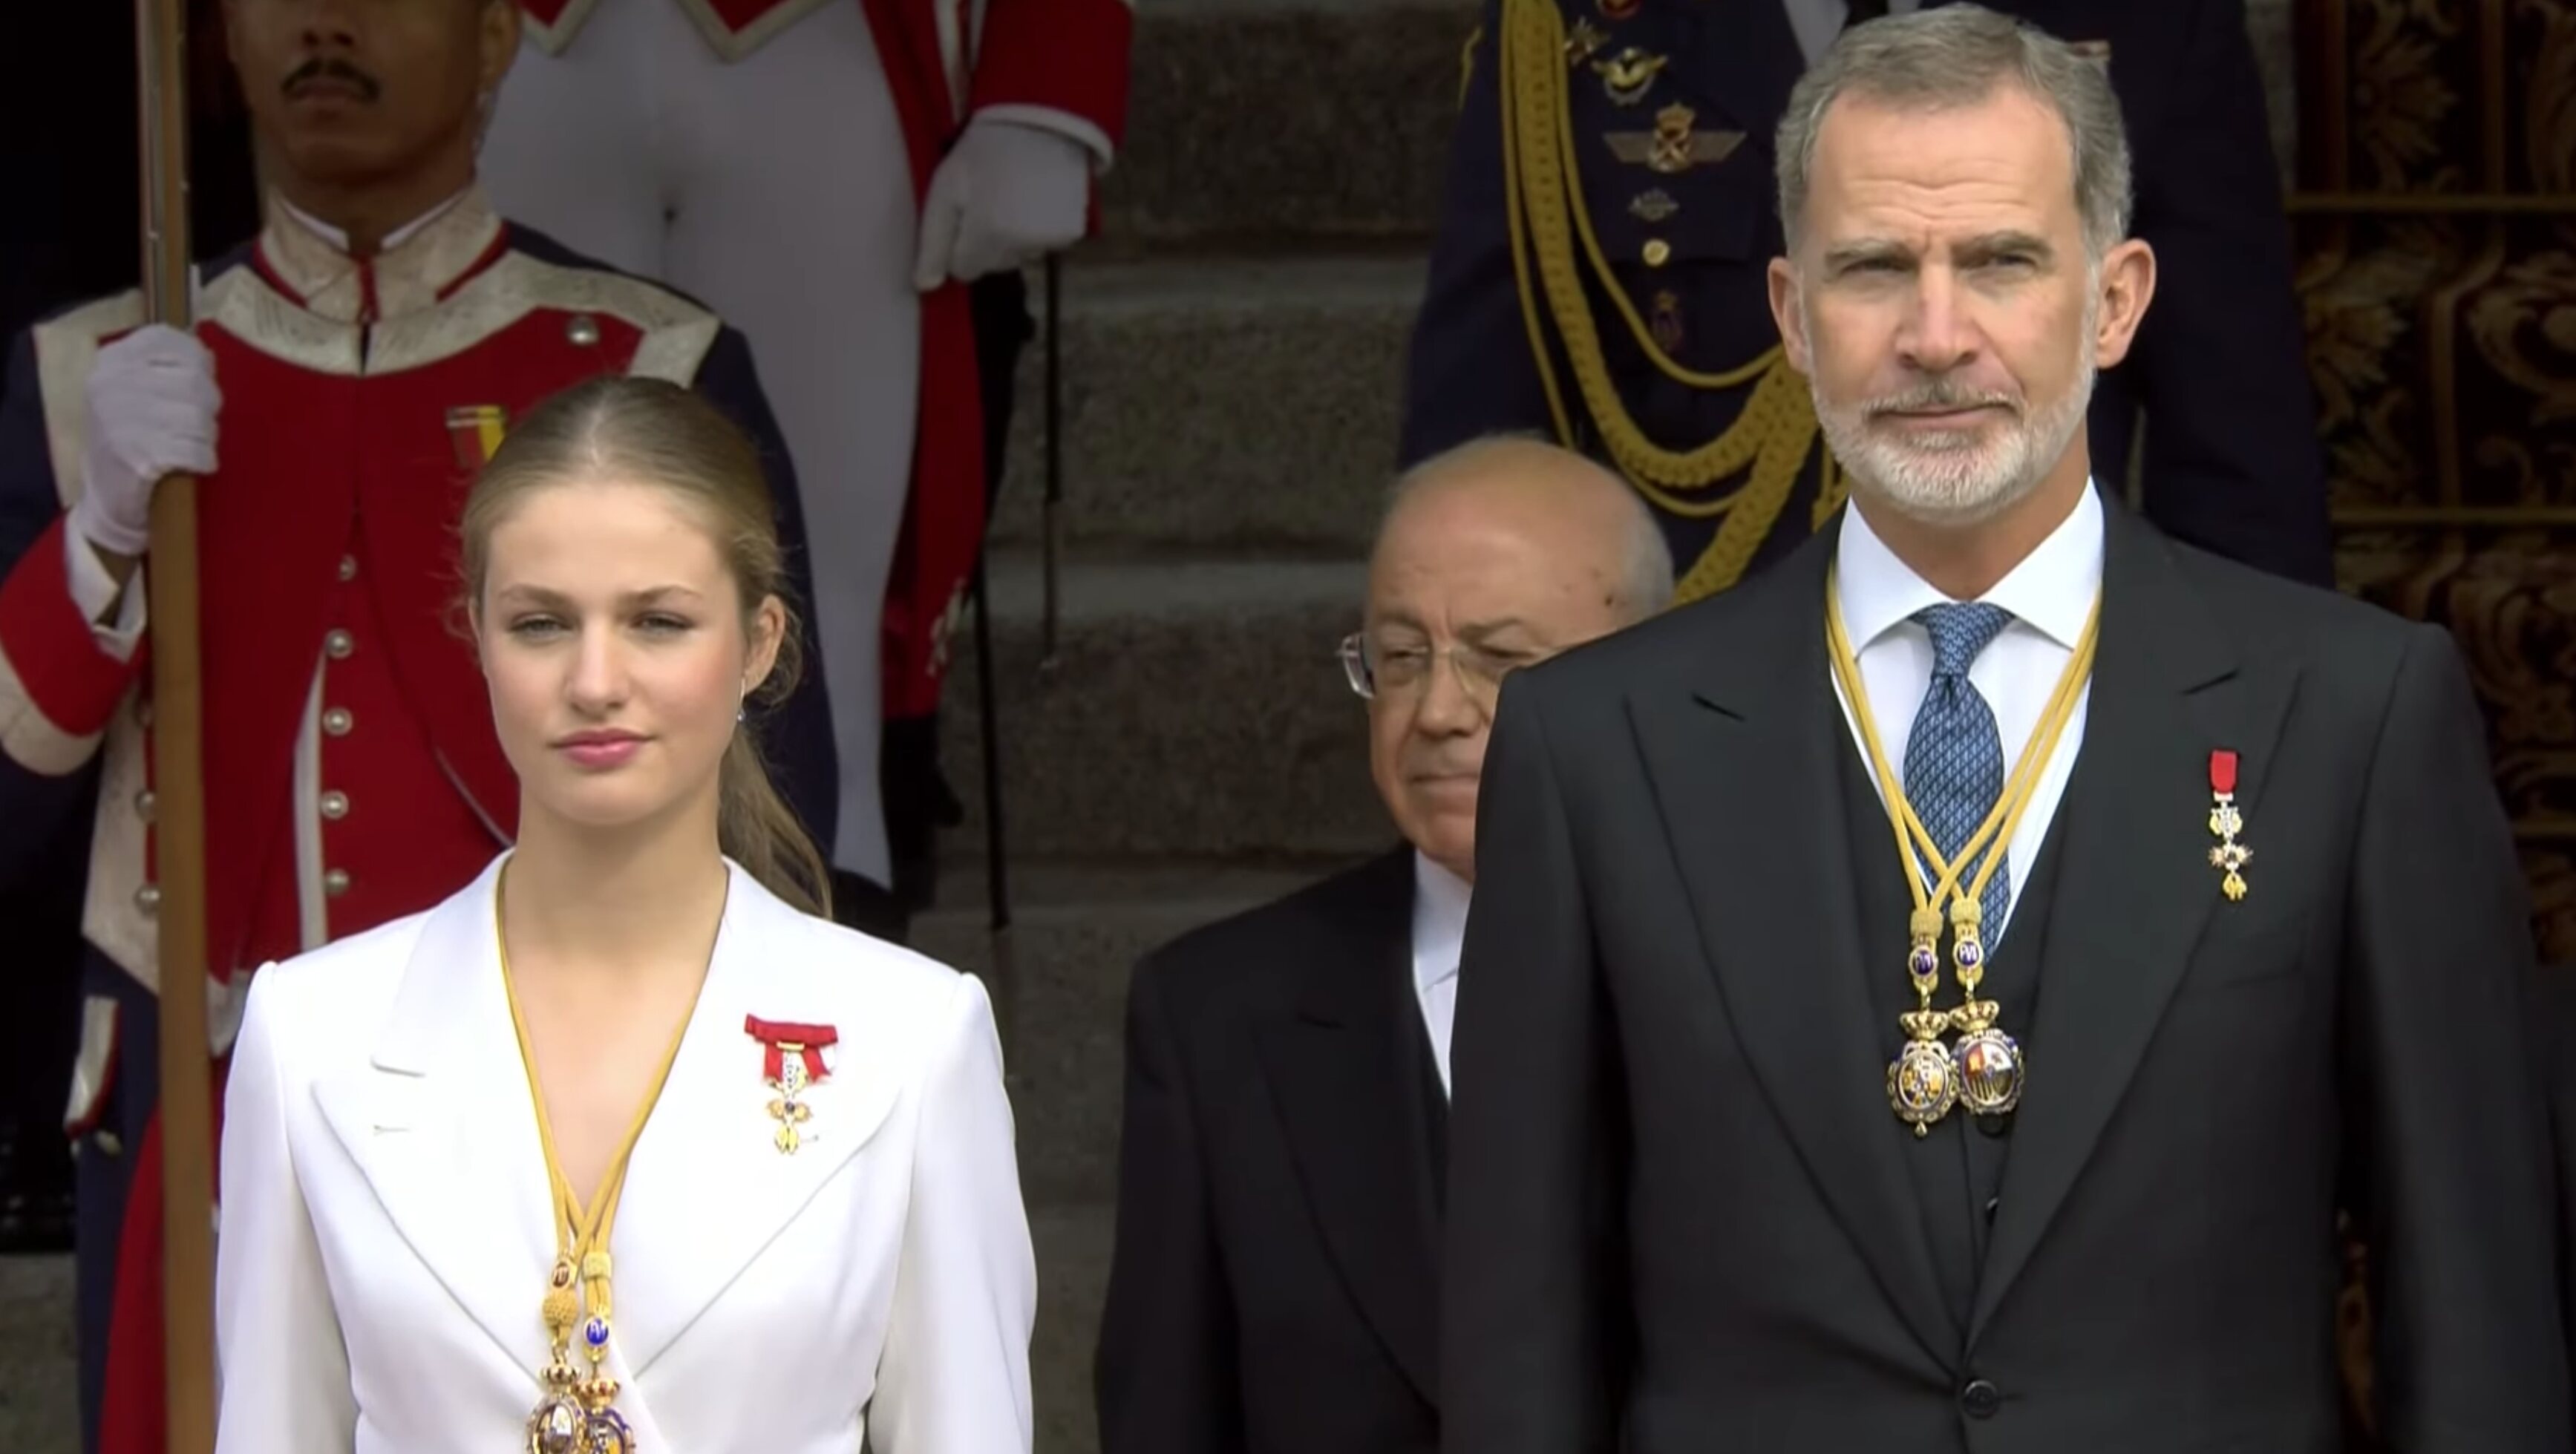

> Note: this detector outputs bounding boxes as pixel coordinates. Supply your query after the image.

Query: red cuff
[0,517,147,747]
[968,0,1133,148]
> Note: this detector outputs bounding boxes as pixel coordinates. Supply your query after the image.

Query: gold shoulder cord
[1497,0,1846,601]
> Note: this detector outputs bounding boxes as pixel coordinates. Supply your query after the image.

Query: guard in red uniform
[0,4,837,1450]
[480,0,1132,923]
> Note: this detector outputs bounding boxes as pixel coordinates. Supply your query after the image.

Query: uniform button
[324,868,351,897]
[324,629,354,660]
[323,707,354,736]
[1960,1379,2001,1419]
[1984,1196,2000,1222]
[566,314,601,347]
[338,554,358,583]
[134,789,155,822]
[1643,238,1673,267]
[319,790,349,821]
[94,1131,123,1157]
[134,883,160,914]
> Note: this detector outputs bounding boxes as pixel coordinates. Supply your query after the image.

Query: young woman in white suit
[211,376,1034,1453]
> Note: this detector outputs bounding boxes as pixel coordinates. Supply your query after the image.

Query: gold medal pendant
[526,1364,586,1454]
[1943,900,2026,1119]
[1829,570,2098,1145]
[1886,911,1960,1135]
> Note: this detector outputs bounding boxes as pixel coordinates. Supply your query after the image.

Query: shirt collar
[1833,481,2105,652]
[1410,851,1472,995]
[258,185,503,324]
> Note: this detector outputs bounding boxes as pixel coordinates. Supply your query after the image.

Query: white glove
[68,324,220,559]
[912,118,1093,291]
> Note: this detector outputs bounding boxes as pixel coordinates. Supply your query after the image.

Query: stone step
[913,862,1353,1202]
[0,1254,76,1453]
[940,551,1388,864]
[1032,1202,1114,1454]
[1105,0,1477,244]
[992,253,1427,554]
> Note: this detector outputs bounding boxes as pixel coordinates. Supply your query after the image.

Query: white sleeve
[62,528,146,659]
[866,972,1037,1454]
[213,967,357,1454]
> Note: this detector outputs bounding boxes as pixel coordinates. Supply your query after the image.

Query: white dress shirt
[1827,485,2104,943]
[1782,0,1924,65]
[1411,852,1471,1098]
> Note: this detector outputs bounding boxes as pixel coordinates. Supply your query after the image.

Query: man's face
[226,0,512,189]
[1361,482,1638,883]
[1769,84,2147,526]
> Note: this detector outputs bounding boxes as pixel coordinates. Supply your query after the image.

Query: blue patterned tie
[1903,603,2016,942]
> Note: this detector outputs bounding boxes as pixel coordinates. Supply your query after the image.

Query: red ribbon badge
[744,1016,837,1086]
[2206,749,2252,902]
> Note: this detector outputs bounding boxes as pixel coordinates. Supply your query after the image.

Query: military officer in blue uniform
[1402,0,2332,600]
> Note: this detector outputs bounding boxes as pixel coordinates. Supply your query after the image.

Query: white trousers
[479,0,921,885]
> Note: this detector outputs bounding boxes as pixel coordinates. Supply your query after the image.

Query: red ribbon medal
[744,1017,839,1154]
[2206,750,2252,901]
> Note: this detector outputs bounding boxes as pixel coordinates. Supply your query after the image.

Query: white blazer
[212,853,1035,1453]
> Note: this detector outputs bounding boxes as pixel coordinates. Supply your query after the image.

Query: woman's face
[476,477,782,835]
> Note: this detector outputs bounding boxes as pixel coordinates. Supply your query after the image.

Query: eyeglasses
[1338,632,1536,704]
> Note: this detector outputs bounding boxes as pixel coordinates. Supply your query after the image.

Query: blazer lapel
[1255,850,1443,1404]
[1968,504,2300,1345]
[311,857,561,1380]
[609,864,904,1378]
[1625,531,1959,1364]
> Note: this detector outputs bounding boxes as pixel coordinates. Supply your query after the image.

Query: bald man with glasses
[1093,437,1672,1454]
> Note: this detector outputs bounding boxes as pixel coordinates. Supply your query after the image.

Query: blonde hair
[458,374,834,919]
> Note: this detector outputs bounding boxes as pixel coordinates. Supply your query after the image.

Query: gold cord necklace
[1824,568,2099,1134]
[497,869,699,1454]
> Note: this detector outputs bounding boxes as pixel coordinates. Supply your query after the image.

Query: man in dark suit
[1441,10,2566,1451]
[1402,0,2330,598]
[1094,438,1673,1454]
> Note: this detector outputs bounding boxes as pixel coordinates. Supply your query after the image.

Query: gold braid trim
[1460,24,1483,110]
[1500,0,1825,600]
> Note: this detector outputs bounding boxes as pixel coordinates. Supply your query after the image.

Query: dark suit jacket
[1441,490,2566,1453]
[1096,849,1448,1454]
[1402,0,2333,589]
[2536,964,2576,1434]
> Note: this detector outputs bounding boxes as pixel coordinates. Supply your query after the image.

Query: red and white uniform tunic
[483,0,1133,885]
[0,186,837,1454]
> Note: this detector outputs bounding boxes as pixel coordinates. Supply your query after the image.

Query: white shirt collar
[272,187,469,258]
[1410,851,1472,995]
[1833,482,2105,653]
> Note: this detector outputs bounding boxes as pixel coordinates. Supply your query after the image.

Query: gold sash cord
[1497,0,1840,600]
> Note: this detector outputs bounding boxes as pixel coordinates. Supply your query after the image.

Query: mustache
[282,56,382,102]
[1866,380,2021,416]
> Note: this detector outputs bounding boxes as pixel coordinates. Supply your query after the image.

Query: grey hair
[1382,433,1675,622]
[1773,4,2132,261]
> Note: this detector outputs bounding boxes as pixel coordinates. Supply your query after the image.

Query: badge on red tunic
[445,404,509,470]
